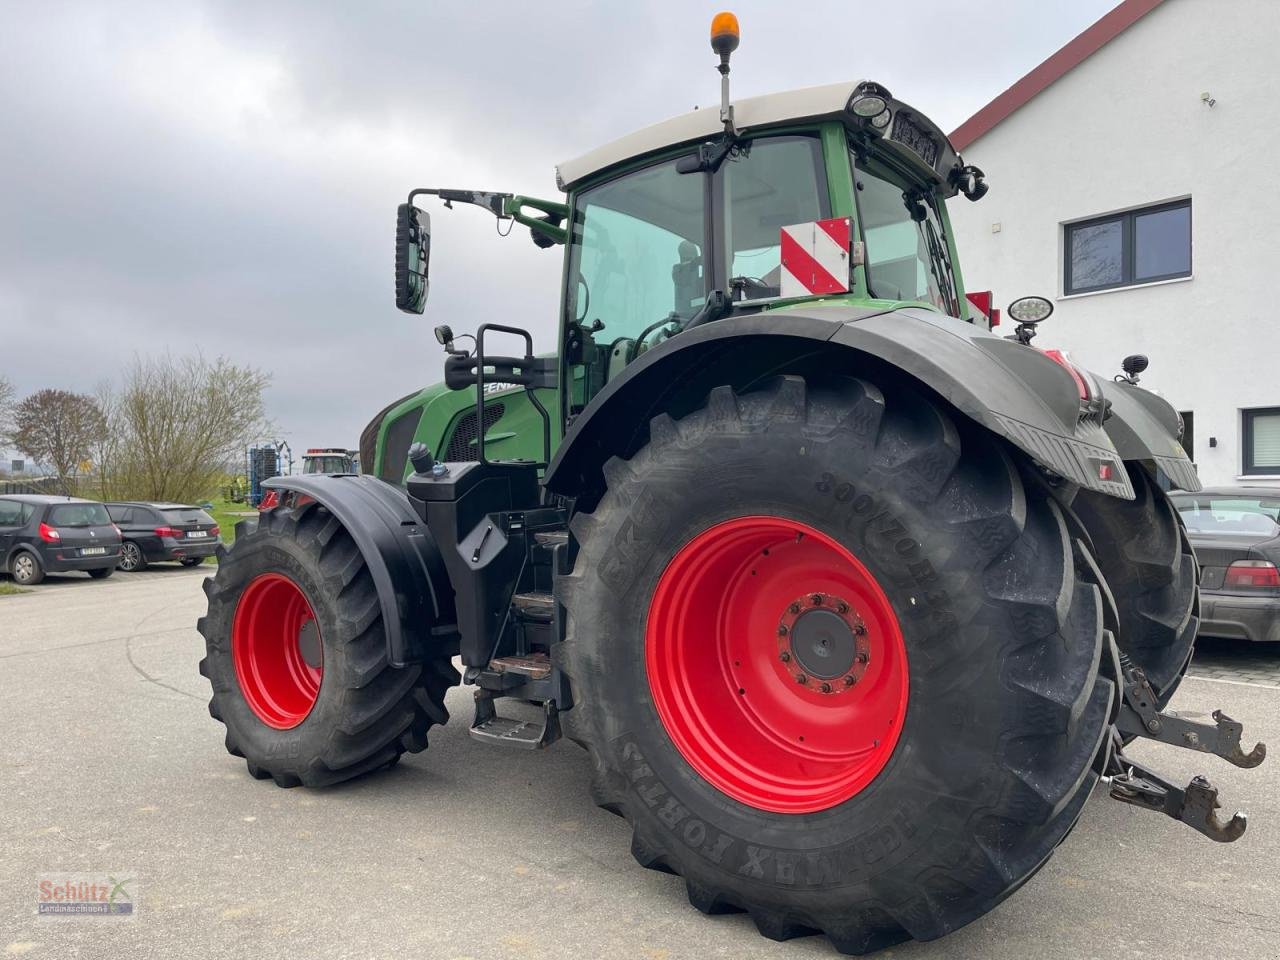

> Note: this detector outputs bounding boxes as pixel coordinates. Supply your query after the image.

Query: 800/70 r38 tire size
[558,375,1115,954]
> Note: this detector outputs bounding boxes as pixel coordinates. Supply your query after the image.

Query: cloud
[1,0,1117,453]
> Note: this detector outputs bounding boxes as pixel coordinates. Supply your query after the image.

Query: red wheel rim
[232,573,323,729]
[646,517,908,813]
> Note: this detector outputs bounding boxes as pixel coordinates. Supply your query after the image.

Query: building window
[1178,411,1194,462]
[1243,407,1280,476]
[1064,199,1191,295]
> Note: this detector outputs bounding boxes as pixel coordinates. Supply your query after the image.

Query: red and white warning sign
[779,217,852,297]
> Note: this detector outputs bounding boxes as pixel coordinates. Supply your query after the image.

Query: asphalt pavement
[2,567,1279,959]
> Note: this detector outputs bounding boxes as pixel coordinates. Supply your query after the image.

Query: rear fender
[544,306,1169,503]
[263,475,457,666]
[1104,380,1201,491]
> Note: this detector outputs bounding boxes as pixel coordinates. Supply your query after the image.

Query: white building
[948,0,1279,488]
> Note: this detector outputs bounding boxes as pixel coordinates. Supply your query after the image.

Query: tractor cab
[556,80,982,411]
[393,14,989,437]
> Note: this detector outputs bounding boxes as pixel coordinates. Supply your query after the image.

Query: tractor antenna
[710,12,740,135]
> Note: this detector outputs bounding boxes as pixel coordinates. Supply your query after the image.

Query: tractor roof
[556,80,963,194]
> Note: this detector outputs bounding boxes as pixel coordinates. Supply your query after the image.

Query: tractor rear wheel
[1073,463,1198,707]
[558,375,1114,954]
[198,500,457,787]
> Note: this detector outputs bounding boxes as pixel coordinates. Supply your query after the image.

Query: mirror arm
[504,195,569,245]
[408,187,513,219]
[405,188,568,244]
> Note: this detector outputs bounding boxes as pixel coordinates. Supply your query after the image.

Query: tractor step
[533,530,568,547]
[469,693,560,750]
[488,653,552,679]
[512,590,556,622]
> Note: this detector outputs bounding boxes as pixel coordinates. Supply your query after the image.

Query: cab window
[853,155,959,316]
[723,136,829,302]
[566,134,831,406]
[568,157,706,366]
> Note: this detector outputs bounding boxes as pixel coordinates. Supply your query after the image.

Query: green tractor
[199,14,1264,953]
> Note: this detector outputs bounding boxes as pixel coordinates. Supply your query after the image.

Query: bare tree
[107,354,271,503]
[91,380,128,500]
[0,375,15,447]
[12,389,107,493]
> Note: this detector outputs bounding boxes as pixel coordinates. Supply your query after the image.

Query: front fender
[263,474,456,666]
[545,305,1152,502]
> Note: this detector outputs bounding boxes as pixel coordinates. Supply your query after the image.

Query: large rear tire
[1073,463,1198,707]
[198,501,458,787]
[559,376,1114,953]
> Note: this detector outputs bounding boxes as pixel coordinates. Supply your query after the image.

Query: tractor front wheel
[559,376,1114,953]
[198,501,458,787]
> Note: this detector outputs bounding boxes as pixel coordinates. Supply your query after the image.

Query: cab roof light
[709,12,740,134]
[709,11,740,53]
[848,81,892,119]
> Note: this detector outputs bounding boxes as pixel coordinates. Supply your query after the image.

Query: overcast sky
[1,0,1121,451]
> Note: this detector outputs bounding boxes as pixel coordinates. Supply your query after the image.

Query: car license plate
[81,547,107,556]
[187,531,208,538]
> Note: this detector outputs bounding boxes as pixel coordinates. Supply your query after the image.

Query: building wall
[948,0,1279,487]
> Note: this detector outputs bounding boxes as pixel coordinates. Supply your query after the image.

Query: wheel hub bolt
[789,602,801,615]
[819,682,832,693]
[857,651,869,664]
[779,651,792,663]
[836,601,849,614]
[796,673,808,684]
[777,624,789,636]
[811,594,823,606]
[854,624,867,636]
[844,674,855,686]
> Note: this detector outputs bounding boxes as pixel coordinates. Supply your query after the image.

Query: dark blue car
[0,495,122,585]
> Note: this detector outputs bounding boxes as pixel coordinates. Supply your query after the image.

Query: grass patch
[208,496,258,545]
[0,581,30,596]
[191,496,260,565]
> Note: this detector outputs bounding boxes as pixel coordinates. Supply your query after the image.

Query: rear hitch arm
[1102,662,1265,843]
[1108,746,1248,843]
[1115,664,1266,768]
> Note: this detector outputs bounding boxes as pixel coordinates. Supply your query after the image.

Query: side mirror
[395,203,430,314]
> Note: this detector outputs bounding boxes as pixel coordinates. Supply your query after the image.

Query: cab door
[564,155,708,414]
[718,134,832,302]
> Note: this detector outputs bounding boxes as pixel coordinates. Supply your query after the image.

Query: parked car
[1170,486,1280,643]
[105,502,220,571]
[0,495,122,585]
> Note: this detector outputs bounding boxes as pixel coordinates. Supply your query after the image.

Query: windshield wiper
[916,207,959,317]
